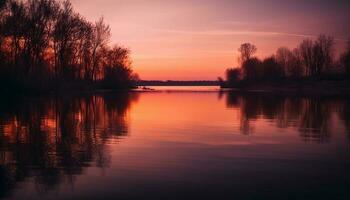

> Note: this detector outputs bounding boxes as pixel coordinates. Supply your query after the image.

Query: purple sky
[70,0,350,80]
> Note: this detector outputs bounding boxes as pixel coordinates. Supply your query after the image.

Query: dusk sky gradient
[71,0,350,80]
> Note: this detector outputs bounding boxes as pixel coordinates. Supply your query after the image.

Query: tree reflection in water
[1,91,350,199]
[224,92,350,143]
[341,100,350,139]
[0,93,138,198]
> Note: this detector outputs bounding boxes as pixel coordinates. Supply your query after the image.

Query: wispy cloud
[153,28,316,38]
[151,28,348,41]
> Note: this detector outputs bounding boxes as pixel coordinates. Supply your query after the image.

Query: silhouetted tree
[3,0,27,67]
[101,45,138,88]
[53,0,92,80]
[276,47,303,78]
[91,17,110,81]
[261,56,283,80]
[297,35,334,77]
[275,47,289,77]
[0,0,136,92]
[242,57,261,81]
[0,0,5,36]
[313,35,334,76]
[0,2,4,71]
[298,39,314,76]
[238,43,257,64]
[24,0,58,76]
[226,68,241,86]
[53,0,75,79]
[340,39,350,77]
[75,18,93,80]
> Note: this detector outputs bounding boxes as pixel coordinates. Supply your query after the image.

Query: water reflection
[224,92,349,143]
[342,101,350,139]
[0,91,350,199]
[0,93,138,198]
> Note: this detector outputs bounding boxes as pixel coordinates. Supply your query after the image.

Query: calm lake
[1,87,350,199]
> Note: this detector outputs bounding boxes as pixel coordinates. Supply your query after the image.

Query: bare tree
[313,35,334,76]
[298,39,314,76]
[0,0,137,92]
[3,0,27,65]
[297,35,334,77]
[276,47,289,77]
[74,18,93,80]
[261,56,283,80]
[53,0,92,80]
[91,17,110,81]
[340,39,350,76]
[289,48,303,78]
[0,0,8,38]
[242,57,261,81]
[0,0,7,69]
[276,47,303,78]
[238,43,257,64]
[23,0,58,76]
[53,0,74,78]
[102,45,135,85]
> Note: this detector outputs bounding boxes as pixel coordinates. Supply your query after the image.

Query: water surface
[0,90,350,199]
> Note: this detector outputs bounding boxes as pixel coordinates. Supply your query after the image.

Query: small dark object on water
[142,86,154,90]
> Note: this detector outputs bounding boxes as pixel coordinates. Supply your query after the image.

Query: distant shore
[136,80,219,86]
[221,80,350,96]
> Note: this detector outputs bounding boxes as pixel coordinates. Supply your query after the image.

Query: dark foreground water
[1,88,350,199]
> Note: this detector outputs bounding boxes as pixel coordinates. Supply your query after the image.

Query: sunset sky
[71,0,350,80]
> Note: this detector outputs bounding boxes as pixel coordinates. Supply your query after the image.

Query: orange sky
[70,0,350,80]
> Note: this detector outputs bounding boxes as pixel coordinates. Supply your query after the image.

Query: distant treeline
[137,80,219,86]
[0,0,138,93]
[222,35,350,88]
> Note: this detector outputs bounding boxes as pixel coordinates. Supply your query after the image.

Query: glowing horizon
[71,0,350,80]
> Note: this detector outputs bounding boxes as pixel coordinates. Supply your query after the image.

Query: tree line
[0,0,138,93]
[223,35,350,87]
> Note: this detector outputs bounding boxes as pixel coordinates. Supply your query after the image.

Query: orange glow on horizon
[70,0,350,80]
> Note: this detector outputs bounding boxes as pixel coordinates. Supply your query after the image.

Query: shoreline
[221,80,350,96]
[2,80,350,97]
